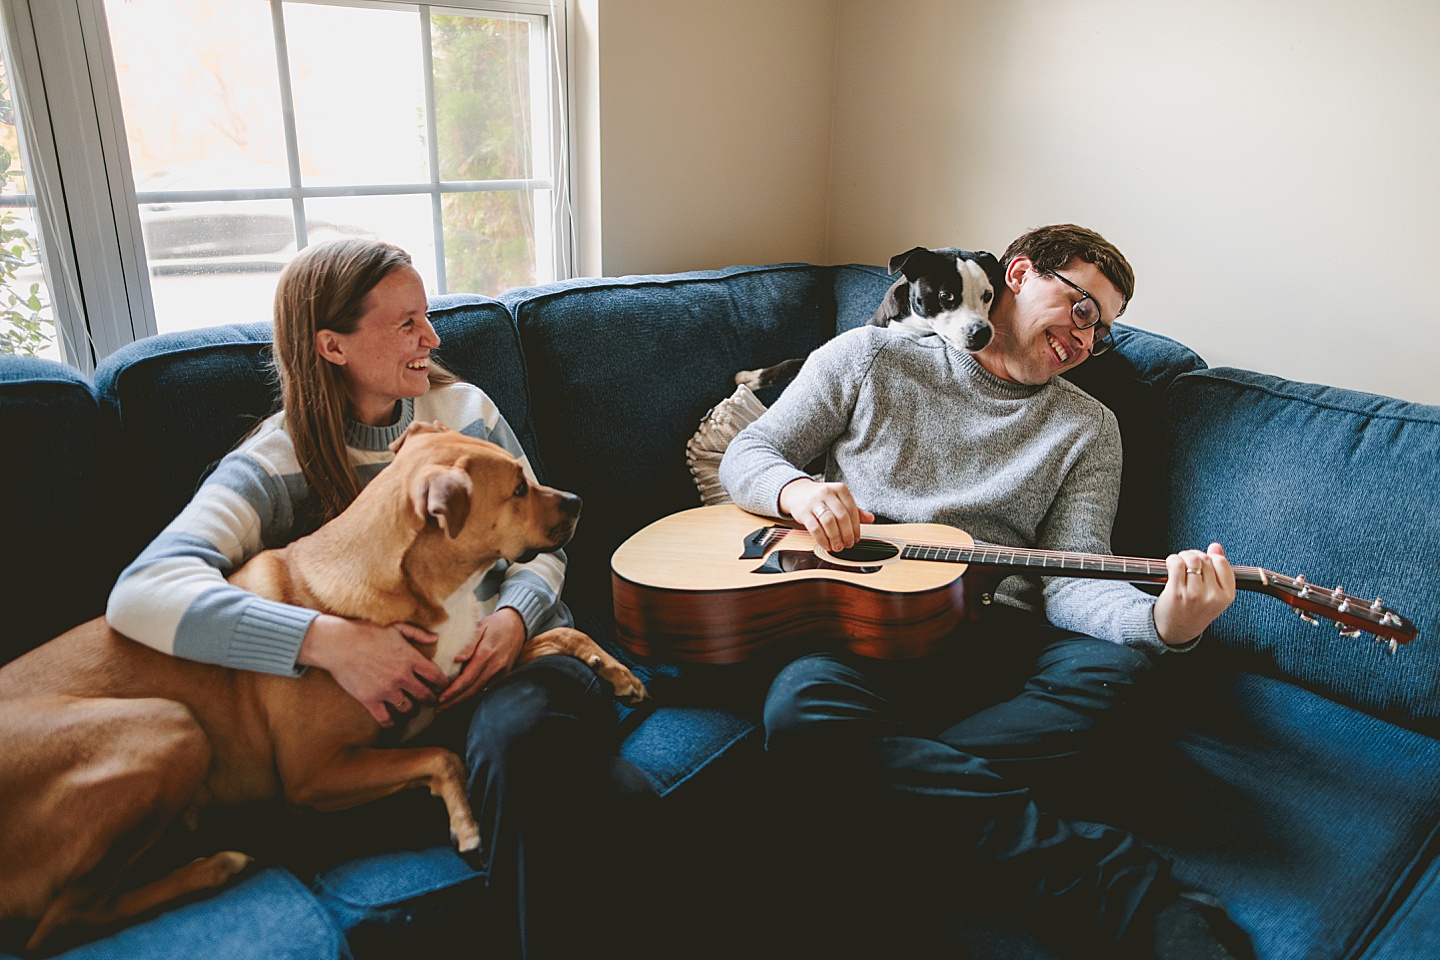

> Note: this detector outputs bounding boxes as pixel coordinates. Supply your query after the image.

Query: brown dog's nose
[560,493,582,517]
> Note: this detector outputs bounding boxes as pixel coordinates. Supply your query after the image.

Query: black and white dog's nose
[964,324,994,351]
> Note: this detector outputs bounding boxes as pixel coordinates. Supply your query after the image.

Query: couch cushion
[0,356,116,659]
[94,322,281,559]
[1063,324,1208,559]
[0,868,349,960]
[831,263,892,333]
[502,265,837,630]
[1163,367,1440,733]
[1086,666,1440,960]
[423,294,540,469]
[1359,854,1440,960]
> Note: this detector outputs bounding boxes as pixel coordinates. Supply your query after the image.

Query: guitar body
[611,505,996,664]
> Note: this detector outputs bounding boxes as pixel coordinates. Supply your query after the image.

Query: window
[0,0,571,371]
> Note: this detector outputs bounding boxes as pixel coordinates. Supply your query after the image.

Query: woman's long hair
[271,238,456,528]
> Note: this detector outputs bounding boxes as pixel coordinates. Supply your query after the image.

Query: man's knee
[1033,637,1154,709]
[763,653,872,751]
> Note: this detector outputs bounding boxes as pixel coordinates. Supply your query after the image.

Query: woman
[107,238,652,959]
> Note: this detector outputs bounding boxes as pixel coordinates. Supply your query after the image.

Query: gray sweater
[718,325,1171,653]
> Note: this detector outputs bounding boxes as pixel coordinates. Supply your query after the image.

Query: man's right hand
[778,477,875,553]
[298,614,448,727]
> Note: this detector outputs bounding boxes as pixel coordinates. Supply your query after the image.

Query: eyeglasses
[1047,272,1115,357]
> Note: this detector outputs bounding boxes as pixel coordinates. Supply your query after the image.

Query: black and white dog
[735,246,1004,390]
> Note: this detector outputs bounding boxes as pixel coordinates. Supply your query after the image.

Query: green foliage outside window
[0,62,53,359]
[433,14,536,295]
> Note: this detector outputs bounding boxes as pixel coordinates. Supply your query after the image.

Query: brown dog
[0,421,647,953]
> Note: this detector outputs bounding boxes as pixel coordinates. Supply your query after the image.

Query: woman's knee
[465,655,608,768]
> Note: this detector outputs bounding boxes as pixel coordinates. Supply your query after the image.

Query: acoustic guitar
[610,504,1417,665]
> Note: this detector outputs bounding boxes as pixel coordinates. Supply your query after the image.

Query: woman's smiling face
[318,265,440,426]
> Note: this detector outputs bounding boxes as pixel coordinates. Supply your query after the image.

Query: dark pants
[762,607,1168,956]
[463,654,657,960]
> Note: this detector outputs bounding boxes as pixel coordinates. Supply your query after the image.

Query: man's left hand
[1154,543,1236,647]
[439,607,527,710]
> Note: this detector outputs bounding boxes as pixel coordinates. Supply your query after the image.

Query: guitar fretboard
[898,540,1266,586]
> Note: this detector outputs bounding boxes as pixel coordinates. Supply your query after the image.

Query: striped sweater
[107,382,571,675]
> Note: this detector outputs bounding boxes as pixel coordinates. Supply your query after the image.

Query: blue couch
[2,262,1438,959]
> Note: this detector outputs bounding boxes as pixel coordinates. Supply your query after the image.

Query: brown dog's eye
[513,480,528,498]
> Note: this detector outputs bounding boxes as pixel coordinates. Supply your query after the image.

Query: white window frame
[2,0,574,375]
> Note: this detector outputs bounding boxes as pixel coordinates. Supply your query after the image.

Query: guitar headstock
[1247,569,1418,651]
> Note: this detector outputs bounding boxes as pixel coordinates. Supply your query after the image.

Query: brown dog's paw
[594,659,649,705]
[522,628,650,705]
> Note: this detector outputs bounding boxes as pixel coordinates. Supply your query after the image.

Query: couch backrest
[1065,325,1208,559]
[0,357,118,659]
[501,264,841,623]
[1163,367,1440,735]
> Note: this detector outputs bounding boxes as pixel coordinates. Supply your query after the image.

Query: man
[718,225,1251,959]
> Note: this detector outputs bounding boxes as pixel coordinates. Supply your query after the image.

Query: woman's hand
[298,614,448,727]
[437,607,527,712]
[1154,543,1237,647]
[778,477,875,553]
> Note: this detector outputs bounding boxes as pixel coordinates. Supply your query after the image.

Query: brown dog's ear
[411,465,473,538]
[390,419,449,453]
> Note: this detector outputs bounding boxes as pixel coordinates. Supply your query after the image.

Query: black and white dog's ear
[888,247,947,281]
[887,246,929,276]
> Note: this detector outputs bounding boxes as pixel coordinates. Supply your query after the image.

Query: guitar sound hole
[831,539,900,563]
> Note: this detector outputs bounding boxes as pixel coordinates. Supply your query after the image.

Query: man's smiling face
[977,255,1125,386]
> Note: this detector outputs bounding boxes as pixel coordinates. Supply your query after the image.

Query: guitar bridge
[740,525,787,560]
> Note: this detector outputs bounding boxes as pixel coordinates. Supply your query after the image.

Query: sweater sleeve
[106,435,319,674]
[719,331,872,515]
[1035,406,1178,654]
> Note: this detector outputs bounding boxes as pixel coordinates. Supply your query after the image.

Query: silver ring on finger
[1186,568,1202,577]
[815,503,829,517]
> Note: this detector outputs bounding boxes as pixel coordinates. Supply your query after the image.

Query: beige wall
[590,0,837,277]
[588,0,1440,405]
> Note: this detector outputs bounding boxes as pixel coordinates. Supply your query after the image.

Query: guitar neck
[906,541,1271,589]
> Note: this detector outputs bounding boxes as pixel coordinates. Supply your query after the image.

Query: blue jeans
[762,607,1165,954]
[463,654,656,960]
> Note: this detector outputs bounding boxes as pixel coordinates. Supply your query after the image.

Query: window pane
[284,4,429,187]
[432,12,534,182]
[106,1,288,188]
[0,39,56,361]
[303,193,437,290]
[143,197,377,335]
[443,189,540,293]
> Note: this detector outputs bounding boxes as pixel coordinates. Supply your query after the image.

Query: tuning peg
[1371,598,1384,611]
[1389,638,1399,655]
[1337,623,1362,639]
[1331,586,1345,598]
[1298,611,1319,626]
